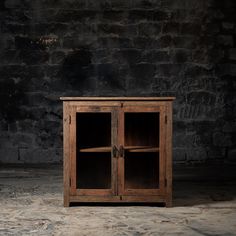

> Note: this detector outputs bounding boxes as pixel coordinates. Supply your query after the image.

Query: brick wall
[0,0,235,164]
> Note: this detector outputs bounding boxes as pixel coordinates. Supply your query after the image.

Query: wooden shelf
[125,146,159,152]
[79,147,111,152]
[78,146,159,153]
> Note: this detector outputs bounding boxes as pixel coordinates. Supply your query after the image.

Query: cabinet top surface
[60,97,175,101]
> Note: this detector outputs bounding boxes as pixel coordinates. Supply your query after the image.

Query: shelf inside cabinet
[124,146,159,153]
[78,146,159,153]
[78,146,111,153]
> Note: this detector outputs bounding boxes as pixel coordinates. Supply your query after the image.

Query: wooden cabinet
[60,97,175,207]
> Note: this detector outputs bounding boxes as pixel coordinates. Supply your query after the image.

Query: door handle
[119,145,124,157]
[112,145,119,158]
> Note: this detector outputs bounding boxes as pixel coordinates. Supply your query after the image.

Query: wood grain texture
[60,97,175,101]
[78,147,111,152]
[69,195,166,202]
[159,105,166,196]
[63,102,70,207]
[112,108,118,196]
[165,102,173,207]
[125,146,159,152]
[70,106,77,196]
[118,106,125,196]
[62,98,174,206]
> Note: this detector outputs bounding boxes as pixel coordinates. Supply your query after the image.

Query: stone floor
[0,165,236,236]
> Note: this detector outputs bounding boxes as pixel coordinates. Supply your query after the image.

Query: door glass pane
[76,113,111,189]
[125,153,159,189]
[77,153,111,189]
[76,113,111,149]
[124,112,160,189]
[125,113,159,147]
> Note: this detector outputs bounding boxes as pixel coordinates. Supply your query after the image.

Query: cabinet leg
[64,197,70,207]
[165,200,172,207]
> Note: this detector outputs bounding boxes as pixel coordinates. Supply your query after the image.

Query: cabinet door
[69,105,118,196]
[118,105,166,196]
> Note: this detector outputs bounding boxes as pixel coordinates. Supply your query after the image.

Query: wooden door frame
[117,104,166,196]
[69,105,119,196]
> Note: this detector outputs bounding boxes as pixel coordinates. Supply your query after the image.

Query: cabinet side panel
[166,102,173,207]
[63,102,70,207]
[70,106,77,195]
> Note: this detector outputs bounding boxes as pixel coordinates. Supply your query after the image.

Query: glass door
[69,106,118,196]
[118,106,166,195]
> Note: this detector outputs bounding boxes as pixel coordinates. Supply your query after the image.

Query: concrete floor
[0,165,236,236]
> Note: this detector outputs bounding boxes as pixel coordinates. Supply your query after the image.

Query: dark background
[0,0,235,164]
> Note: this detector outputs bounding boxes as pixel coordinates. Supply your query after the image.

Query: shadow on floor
[173,164,236,207]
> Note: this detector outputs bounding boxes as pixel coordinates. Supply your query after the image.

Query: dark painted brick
[50,51,66,64]
[54,9,98,23]
[186,91,216,106]
[138,23,162,36]
[163,0,209,10]
[203,23,220,35]
[171,49,191,63]
[102,10,127,22]
[217,35,234,46]
[152,77,172,91]
[19,50,49,65]
[131,0,161,9]
[128,10,169,22]
[170,9,203,22]
[1,23,30,34]
[33,23,69,37]
[228,149,236,161]
[1,49,21,64]
[98,23,136,37]
[20,148,62,163]
[162,22,180,34]
[132,37,156,49]
[222,22,234,30]
[63,37,91,49]
[180,23,202,35]
[173,148,187,162]
[133,35,173,49]
[144,50,170,63]
[15,36,45,50]
[156,63,184,77]
[158,35,173,48]
[112,49,142,64]
[192,48,223,64]
[0,120,8,131]
[153,10,170,21]
[213,132,232,147]
[30,0,87,9]
[93,23,105,35]
[96,63,126,91]
[1,0,236,163]
[129,63,155,89]
[186,148,207,161]
[184,64,213,77]
[4,9,32,23]
[0,148,19,163]
[229,48,236,60]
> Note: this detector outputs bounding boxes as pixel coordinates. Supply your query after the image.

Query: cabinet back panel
[124,153,159,189]
[76,113,111,149]
[76,153,111,189]
[124,113,159,147]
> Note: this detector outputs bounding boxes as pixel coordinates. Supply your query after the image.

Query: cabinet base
[65,195,171,207]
